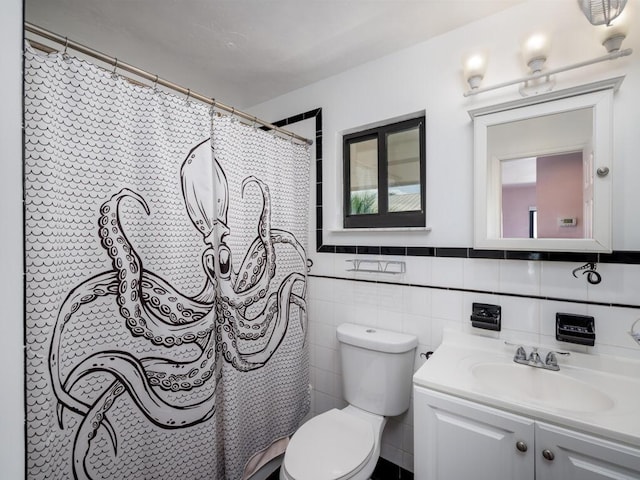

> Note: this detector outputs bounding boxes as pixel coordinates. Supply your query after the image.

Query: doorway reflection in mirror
[501,151,587,239]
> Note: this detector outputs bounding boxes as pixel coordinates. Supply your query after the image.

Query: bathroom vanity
[412,331,640,479]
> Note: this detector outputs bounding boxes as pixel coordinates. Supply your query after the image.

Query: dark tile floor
[266,457,413,480]
[265,469,279,480]
[371,457,414,479]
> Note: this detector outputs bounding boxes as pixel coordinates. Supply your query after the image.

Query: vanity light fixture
[463,30,632,97]
[464,1,633,97]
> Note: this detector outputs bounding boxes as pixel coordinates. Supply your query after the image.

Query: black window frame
[343,116,426,229]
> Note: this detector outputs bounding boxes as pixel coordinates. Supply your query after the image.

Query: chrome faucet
[527,347,542,366]
[507,342,569,371]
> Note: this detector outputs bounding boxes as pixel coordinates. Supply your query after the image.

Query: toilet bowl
[281,323,418,480]
[280,406,386,480]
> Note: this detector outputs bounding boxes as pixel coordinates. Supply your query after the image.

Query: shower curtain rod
[24,22,313,146]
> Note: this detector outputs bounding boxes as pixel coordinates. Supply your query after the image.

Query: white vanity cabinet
[414,386,640,480]
[414,387,534,480]
[536,422,640,480]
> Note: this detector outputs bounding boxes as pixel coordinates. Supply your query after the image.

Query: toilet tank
[336,323,418,417]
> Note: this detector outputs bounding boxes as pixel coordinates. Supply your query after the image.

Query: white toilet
[280,323,418,480]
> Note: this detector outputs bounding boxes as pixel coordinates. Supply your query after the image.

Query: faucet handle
[514,346,527,361]
[505,341,528,357]
[547,349,570,358]
[545,350,570,370]
[545,351,558,368]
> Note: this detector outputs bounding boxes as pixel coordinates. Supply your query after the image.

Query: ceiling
[25,0,525,108]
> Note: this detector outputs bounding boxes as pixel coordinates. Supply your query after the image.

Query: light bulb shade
[602,34,625,52]
[464,54,487,78]
[467,75,483,90]
[523,34,551,72]
[578,0,627,26]
[463,53,487,89]
[598,7,631,51]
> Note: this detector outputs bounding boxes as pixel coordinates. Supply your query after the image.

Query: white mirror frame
[470,78,622,253]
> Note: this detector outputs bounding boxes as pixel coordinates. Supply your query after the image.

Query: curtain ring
[111,58,119,78]
[209,98,216,117]
[62,37,69,58]
[252,116,258,130]
[152,74,159,92]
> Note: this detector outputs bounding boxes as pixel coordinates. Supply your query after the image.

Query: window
[344,116,425,228]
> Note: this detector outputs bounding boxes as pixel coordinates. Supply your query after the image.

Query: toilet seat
[282,408,375,480]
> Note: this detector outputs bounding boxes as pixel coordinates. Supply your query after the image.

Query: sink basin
[471,362,615,413]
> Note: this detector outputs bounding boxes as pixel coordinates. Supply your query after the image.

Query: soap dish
[556,313,595,346]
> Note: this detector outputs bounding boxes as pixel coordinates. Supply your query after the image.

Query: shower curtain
[24,44,310,480]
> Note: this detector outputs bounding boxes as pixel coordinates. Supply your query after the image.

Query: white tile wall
[305,254,640,473]
[464,258,500,292]
[431,257,464,288]
[588,263,640,305]
[540,261,589,301]
[499,259,541,296]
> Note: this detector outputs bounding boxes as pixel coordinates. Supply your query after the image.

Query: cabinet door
[414,387,535,480]
[536,422,640,480]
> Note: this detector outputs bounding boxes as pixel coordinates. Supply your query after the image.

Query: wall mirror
[470,79,621,252]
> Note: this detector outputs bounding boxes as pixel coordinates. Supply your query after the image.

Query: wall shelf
[346,259,406,274]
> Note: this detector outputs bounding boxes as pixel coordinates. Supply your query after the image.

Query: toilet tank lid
[336,323,418,353]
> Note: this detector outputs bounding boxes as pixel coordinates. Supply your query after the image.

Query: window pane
[349,138,378,215]
[387,127,421,212]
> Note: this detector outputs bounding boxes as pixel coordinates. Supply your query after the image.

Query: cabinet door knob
[515,441,528,452]
[542,449,555,461]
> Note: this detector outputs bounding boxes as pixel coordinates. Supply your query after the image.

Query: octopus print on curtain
[24,44,310,480]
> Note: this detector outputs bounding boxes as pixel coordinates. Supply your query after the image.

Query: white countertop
[413,330,640,448]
